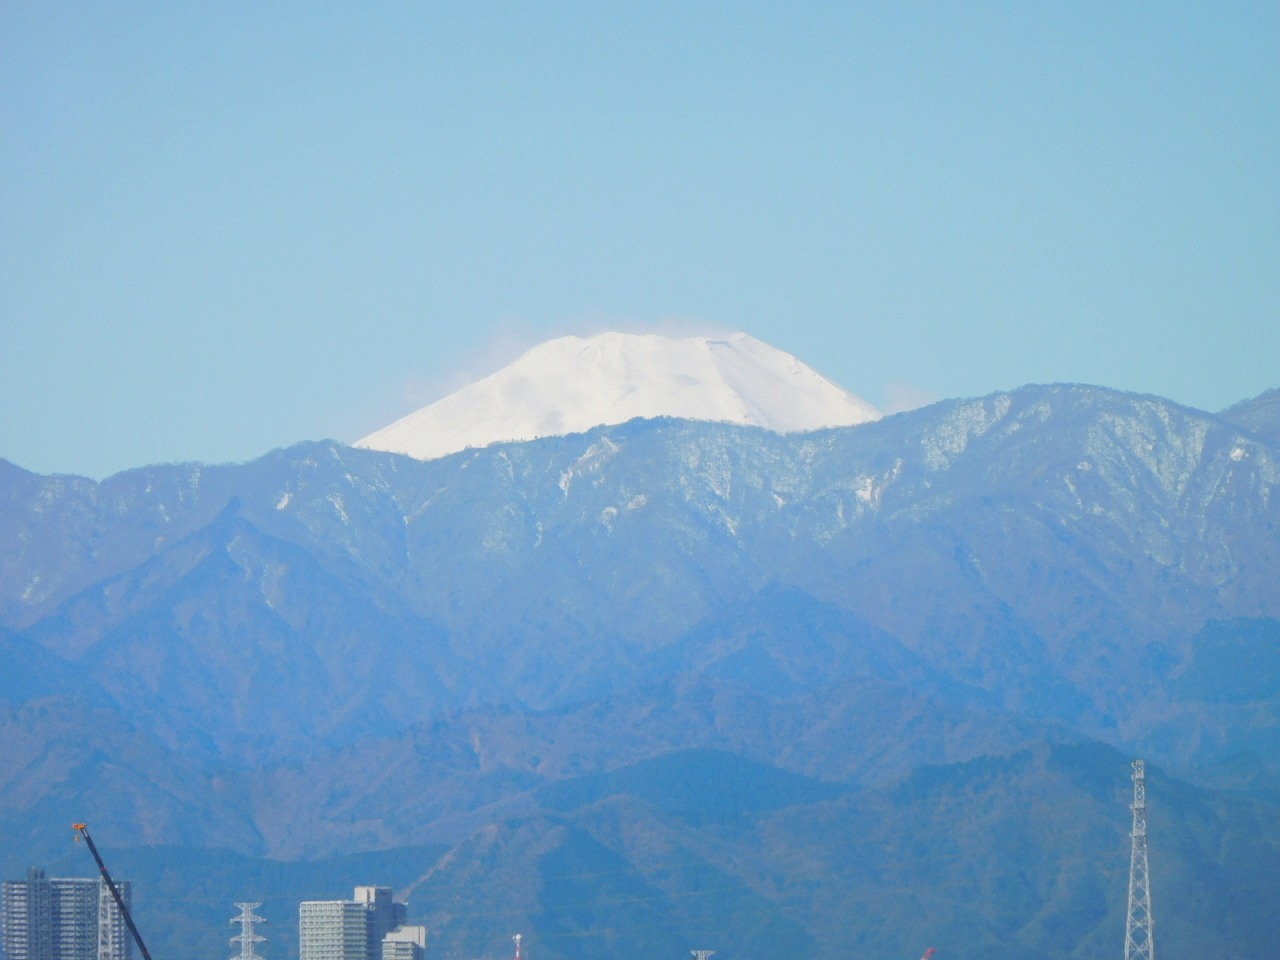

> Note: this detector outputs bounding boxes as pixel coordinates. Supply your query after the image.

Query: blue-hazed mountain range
[2,383,1279,960]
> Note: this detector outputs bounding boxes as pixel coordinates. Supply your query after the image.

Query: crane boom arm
[72,823,154,960]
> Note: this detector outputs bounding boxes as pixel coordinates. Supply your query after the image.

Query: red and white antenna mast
[513,933,523,960]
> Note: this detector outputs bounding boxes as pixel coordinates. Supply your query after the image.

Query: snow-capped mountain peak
[355,331,881,461]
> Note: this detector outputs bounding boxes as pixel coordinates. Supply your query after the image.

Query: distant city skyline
[299,885,422,960]
[2,3,1276,479]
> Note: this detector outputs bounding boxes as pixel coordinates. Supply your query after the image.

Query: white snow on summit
[356,331,881,461]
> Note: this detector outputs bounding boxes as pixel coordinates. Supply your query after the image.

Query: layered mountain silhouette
[2,382,1279,960]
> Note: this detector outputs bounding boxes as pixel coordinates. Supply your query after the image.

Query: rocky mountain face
[2,383,1279,960]
[1221,387,1280,444]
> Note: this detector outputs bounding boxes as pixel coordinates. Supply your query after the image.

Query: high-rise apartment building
[380,925,427,960]
[2,869,131,960]
[351,887,405,960]
[299,901,368,960]
[2,869,53,960]
[299,887,415,960]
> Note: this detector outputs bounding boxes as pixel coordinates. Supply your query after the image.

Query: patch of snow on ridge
[356,332,881,462]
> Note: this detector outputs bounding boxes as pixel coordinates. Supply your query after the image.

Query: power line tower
[230,902,267,960]
[1124,760,1155,960]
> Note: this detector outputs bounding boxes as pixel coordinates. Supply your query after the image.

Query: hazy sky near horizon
[3,2,1277,478]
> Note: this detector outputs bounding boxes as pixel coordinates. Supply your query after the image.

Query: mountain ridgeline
[2,383,1279,960]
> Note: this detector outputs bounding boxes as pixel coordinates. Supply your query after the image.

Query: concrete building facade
[2,869,131,960]
[299,901,368,960]
[352,887,405,960]
[380,926,427,960]
[299,887,416,960]
[2,869,53,960]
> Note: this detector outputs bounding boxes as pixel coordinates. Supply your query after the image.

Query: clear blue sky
[3,2,1277,478]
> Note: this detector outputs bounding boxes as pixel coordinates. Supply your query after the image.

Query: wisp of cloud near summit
[0,3,1275,478]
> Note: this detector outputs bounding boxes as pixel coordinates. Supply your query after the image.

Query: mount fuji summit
[356,331,882,461]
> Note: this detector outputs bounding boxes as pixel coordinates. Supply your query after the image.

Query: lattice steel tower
[230,902,267,960]
[1124,760,1155,960]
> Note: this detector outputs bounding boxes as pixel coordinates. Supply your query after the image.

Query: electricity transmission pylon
[1124,760,1155,960]
[230,902,267,960]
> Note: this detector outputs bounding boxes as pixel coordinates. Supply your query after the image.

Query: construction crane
[72,823,155,960]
